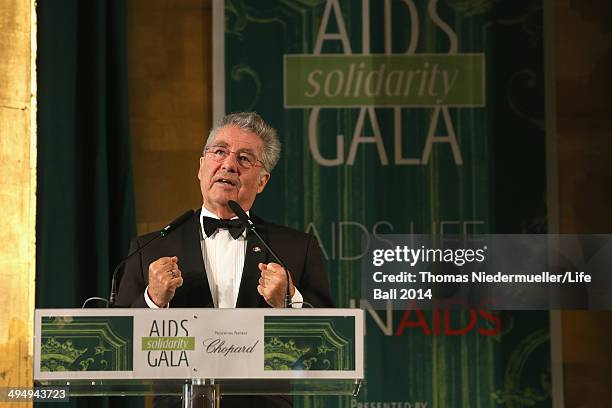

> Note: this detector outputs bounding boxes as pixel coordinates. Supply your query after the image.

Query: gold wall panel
[0,0,36,406]
[555,0,612,406]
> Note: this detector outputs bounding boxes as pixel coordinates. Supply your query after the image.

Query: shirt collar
[200,205,249,238]
[200,205,250,220]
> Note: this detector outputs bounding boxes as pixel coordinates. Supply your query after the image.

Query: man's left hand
[257,262,294,308]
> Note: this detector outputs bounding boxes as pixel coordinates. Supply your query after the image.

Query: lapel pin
[252,246,262,253]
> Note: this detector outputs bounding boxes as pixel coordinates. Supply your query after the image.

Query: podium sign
[34,309,363,381]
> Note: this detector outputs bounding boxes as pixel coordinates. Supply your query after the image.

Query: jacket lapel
[173,209,214,308]
[236,215,267,307]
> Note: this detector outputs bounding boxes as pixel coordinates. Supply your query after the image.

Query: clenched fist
[257,262,294,308]
[147,256,183,307]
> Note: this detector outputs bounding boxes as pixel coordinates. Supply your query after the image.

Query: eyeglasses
[204,146,266,170]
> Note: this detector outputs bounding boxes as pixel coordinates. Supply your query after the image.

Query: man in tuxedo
[116,112,334,407]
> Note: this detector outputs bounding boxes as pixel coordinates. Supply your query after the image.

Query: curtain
[36,1,140,406]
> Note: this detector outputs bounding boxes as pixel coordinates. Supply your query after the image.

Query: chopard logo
[202,338,259,356]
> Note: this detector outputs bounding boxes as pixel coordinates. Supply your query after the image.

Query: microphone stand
[228,200,292,308]
[81,209,194,308]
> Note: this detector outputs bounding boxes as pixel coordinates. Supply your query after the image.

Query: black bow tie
[202,217,245,239]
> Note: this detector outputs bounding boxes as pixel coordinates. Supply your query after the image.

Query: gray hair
[205,112,281,172]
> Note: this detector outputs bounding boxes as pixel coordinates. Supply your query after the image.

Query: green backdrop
[223,0,550,407]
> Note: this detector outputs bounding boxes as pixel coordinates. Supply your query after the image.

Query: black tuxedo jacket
[115,209,334,309]
[115,210,334,407]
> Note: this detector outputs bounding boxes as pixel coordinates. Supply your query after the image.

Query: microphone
[229,200,256,233]
[228,200,293,308]
[160,209,195,237]
[99,209,194,308]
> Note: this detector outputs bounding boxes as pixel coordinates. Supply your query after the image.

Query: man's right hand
[147,256,183,307]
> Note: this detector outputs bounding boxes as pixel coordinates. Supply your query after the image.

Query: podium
[34,308,364,407]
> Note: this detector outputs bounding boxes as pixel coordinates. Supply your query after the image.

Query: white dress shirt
[144,206,303,308]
